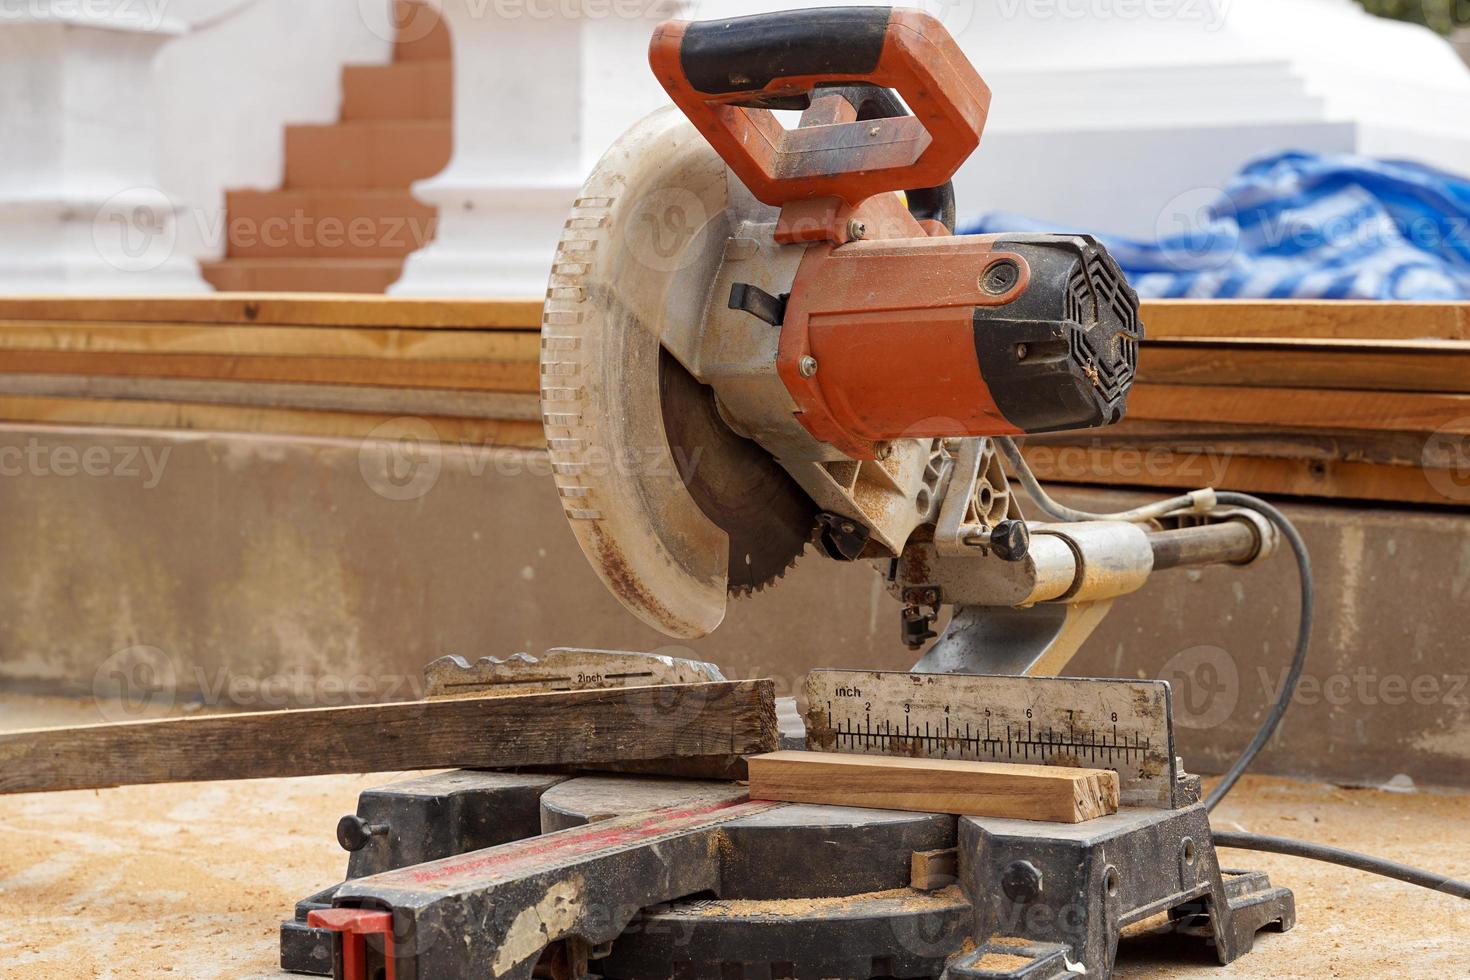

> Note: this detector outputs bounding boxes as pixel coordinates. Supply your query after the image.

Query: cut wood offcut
[747,751,1120,824]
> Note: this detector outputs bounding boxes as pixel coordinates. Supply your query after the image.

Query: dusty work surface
[2,696,1467,978]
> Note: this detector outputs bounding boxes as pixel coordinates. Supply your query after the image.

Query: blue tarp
[964,151,1470,300]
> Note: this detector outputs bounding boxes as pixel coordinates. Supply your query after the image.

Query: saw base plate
[282,772,1292,980]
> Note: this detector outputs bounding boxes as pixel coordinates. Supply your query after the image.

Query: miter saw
[281,8,1302,978]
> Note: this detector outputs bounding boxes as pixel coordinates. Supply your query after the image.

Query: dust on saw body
[541,6,1165,644]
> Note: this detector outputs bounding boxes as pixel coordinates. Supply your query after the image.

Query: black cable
[991,442,1470,899]
[1213,831,1470,900]
[994,440,1314,810]
[1203,492,1313,811]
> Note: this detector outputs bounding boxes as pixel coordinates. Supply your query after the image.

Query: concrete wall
[1,424,1466,791]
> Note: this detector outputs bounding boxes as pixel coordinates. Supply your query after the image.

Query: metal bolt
[1001,860,1044,904]
[1015,343,1029,360]
[798,355,819,378]
[981,259,1021,295]
[846,219,867,241]
[869,125,881,137]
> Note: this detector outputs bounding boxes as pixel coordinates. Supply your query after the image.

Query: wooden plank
[1025,419,1445,468]
[1140,300,1470,342]
[0,394,546,448]
[0,680,778,794]
[0,350,540,393]
[0,294,543,330]
[1020,444,1462,508]
[1139,341,1470,394]
[910,848,959,891]
[745,750,1119,824]
[0,375,541,421]
[1129,384,1470,435]
[0,321,540,361]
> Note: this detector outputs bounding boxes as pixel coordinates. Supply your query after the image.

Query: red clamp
[308,908,395,980]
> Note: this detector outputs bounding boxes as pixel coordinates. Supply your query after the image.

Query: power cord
[997,437,1469,902]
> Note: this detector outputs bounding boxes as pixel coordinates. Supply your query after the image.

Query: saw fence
[0,295,1463,507]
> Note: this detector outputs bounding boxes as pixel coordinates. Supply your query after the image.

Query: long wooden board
[1020,444,1458,507]
[0,680,778,794]
[0,394,546,447]
[0,351,539,392]
[1139,300,1470,342]
[0,294,543,329]
[746,750,1119,824]
[0,321,540,360]
[1129,384,1470,435]
[1139,340,1470,393]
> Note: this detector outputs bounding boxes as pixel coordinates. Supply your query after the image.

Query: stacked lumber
[1022,301,1470,507]
[0,294,545,448]
[1,295,1466,506]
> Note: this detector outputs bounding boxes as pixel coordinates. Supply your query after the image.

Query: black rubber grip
[680,7,891,95]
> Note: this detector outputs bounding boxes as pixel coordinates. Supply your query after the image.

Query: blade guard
[648,7,990,209]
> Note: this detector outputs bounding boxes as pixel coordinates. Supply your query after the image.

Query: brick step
[284,121,450,190]
[342,60,451,121]
[223,190,437,259]
[392,0,451,62]
[200,258,407,294]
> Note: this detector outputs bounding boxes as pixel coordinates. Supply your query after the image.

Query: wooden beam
[0,350,540,393]
[1129,384,1470,435]
[0,680,778,795]
[1020,444,1459,508]
[0,321,541,361]
[1025,419,1445,468]
[0,394,546,448]
[1139,340,1470,394]
[1140,300,1470,342]
[0,294,543,330]
[746,751,1119,824]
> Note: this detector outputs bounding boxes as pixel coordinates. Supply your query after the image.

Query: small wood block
[746,751,1119,824]
[911,847,959,891]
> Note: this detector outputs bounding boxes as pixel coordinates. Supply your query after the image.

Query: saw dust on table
[1,696,1466,980]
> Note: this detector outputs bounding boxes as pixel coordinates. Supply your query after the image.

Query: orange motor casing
[652,7,1142,460]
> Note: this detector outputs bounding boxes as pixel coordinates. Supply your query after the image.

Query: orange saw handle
[649,7,991,209]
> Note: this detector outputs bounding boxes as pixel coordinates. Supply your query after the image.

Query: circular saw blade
[541,106,813,639]
[659,348,816,596]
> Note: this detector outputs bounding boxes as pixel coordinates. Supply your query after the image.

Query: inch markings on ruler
[803,670,1183,809]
